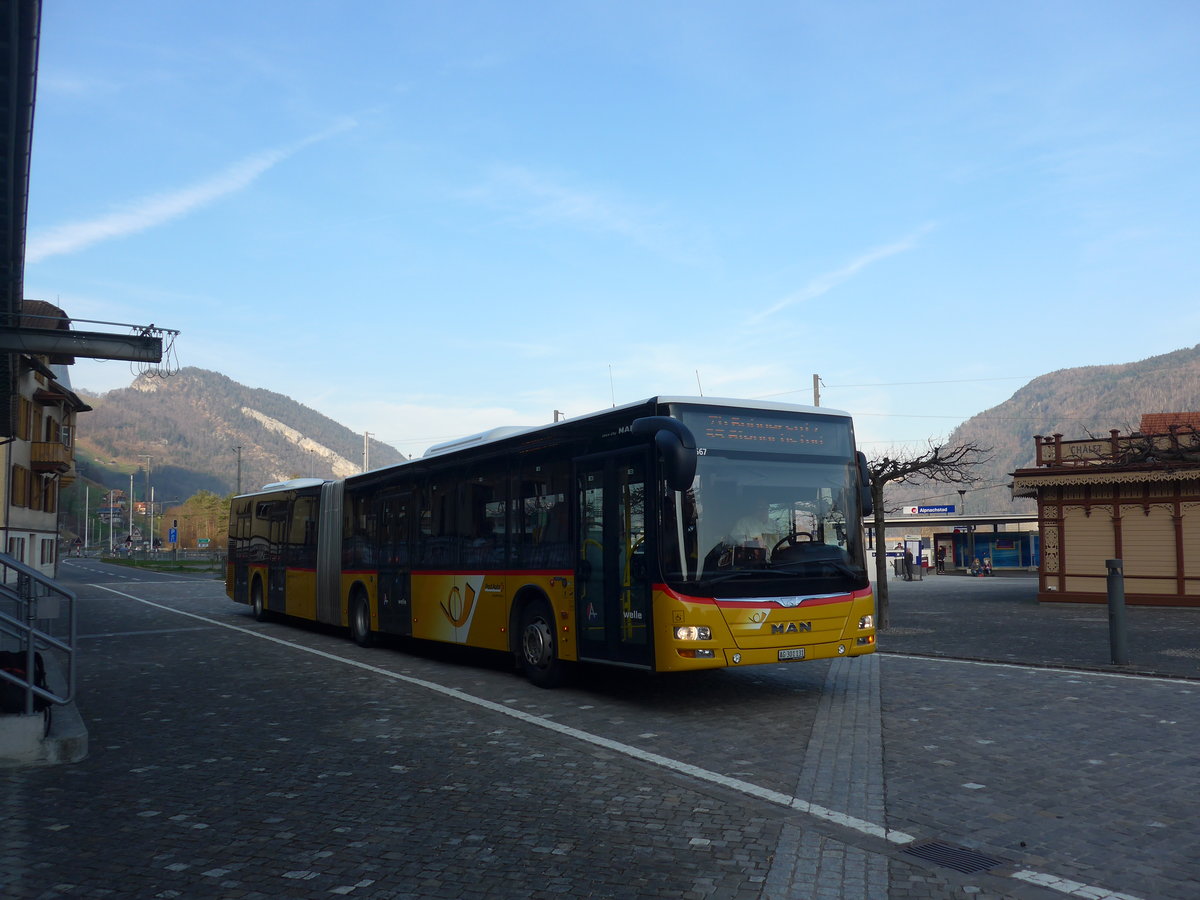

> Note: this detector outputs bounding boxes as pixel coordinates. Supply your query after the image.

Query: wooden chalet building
[1011,414,1200,606]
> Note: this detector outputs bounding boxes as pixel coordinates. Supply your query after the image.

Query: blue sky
[24,1,1200,459]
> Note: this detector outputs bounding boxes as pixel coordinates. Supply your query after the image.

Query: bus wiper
[768,560,862,578]
[698,570,779,585]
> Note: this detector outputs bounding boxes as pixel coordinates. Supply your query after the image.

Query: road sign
[168,528,178,544]
[198,538,210,548]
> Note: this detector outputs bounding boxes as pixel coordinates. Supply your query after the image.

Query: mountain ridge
[61,348,1200,521]
[69,367,407,503]
[892,343,1200,514]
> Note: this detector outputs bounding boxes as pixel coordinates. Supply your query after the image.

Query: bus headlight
[674,625,712,641]
[859,615,874,629]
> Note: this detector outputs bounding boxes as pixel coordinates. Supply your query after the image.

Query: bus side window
[419,480,457,567]
[461,469,506,568]
[378,492,411,567]
[289,495,319,568]
[343,492,377,568]
[517,457,570,569]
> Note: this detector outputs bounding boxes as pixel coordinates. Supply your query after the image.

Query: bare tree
[1114,425,1200,467]
[867,440,992,628]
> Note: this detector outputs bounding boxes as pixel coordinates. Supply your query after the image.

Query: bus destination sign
[680,408,852,455]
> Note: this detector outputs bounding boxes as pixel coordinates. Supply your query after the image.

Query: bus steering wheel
[771,532,814,555]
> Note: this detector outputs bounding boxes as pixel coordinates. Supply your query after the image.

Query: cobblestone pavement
[880,571,1200,679]
[2,562,1196,899]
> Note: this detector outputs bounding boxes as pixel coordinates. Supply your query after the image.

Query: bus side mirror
[632,416,697,492]
[857,451,874,518]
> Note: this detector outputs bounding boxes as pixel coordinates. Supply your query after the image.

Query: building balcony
[31,441,73,474]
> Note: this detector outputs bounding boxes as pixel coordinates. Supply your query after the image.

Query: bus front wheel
[518,600,562,688]
[349,592,375,648]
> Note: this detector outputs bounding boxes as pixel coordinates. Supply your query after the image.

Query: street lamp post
[234,446,242,494]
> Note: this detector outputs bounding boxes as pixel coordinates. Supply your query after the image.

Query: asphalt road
[1,561,1195,899]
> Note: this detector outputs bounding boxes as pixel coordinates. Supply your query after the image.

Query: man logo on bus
[771,622,812,634]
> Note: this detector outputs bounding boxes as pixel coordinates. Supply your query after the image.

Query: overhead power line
[756,376,1032,400]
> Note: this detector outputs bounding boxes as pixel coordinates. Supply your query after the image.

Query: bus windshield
[660,407,869,598]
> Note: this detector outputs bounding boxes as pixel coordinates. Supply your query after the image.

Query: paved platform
[2,563,1196,899]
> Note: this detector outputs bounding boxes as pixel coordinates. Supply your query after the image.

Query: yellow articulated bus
[226,396,876,687]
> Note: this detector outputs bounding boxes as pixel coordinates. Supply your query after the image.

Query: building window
[41,538,56,565]
[10,466,28,509]
[7,537,26,562]
[30,474,44,512]
[17,397,31,441]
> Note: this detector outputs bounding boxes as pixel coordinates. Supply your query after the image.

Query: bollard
[1105,559,1129,666]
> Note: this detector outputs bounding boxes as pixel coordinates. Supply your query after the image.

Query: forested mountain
[889,344,1200,515]
[67,367,406,505]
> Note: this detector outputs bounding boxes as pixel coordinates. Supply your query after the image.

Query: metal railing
[0,553,76,716]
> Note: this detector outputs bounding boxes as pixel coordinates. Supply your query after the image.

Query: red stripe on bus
[655,584,872,609]
[342,569,573,578]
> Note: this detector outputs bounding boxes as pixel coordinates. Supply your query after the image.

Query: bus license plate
[778,648,806,661]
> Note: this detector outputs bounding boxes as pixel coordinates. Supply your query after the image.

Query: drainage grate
[901,840,1007,875]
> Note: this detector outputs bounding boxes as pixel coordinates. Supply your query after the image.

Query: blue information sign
[917,505,955,514]
[168,527,178,544]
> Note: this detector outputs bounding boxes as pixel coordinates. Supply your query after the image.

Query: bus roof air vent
[423,426,533,458]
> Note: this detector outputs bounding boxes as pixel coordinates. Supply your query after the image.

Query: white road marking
[883,651,1190,685]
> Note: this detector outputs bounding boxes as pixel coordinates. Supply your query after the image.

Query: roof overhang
[1011,467,1200,498]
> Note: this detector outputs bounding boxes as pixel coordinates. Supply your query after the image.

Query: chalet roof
[19,299,75,364]
[1012,412,1200,498]
[20,299,70,329]
[1139,412,1200,434]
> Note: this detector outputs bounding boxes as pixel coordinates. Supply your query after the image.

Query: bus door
[376,490,414,636]
[266,501,289,614]
[575,449,653,668]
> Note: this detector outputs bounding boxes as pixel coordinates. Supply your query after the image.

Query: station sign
[904,505,956,514]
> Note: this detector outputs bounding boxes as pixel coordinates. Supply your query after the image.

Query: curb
[0,652,88,768]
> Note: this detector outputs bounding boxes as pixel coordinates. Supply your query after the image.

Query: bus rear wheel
[349,592,375,648]
[250,580,268,622]
[518,600,562,688]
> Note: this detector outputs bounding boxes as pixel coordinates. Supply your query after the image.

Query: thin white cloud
[26,120,355,263]
[471,164,688,257]
[748,224,935,325]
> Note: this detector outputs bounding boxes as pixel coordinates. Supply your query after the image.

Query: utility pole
[234,446,242,494]
[363,431,372,473]
[139,455,152,550]
[812,374,821,407]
